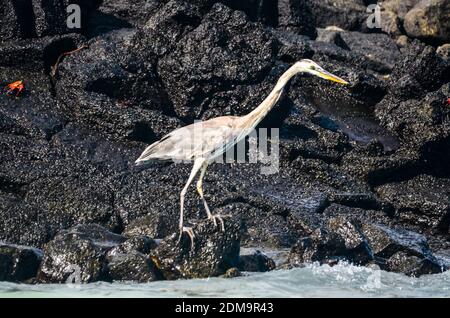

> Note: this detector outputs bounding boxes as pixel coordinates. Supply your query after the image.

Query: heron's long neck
[242,65,299,130]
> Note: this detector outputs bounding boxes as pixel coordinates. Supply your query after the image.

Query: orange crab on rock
[4,80,24,96]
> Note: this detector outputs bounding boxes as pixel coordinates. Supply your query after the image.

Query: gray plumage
[135,60,348,247]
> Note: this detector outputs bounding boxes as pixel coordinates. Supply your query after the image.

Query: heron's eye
[310,66,316,70]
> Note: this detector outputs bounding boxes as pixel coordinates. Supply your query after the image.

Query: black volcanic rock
[108,235,157,255]
[316,29,350,50]
[221,0,278,27]
[341,146,421,187]
[404,0,450,43]
[0,0,101,41]
[123,212,178,240]
[289,229,352,265]
[289,214,373,267]
[105,235,160,282]
[288,214,445,276]
[54,29,181,143]
[96,0,161,28]
[376,85,450,161]
[33,0,102,37]
[0,0,36,41]
[106,251,162,282]
[0,243,43,282]
[38,224,162,283]
[307,0,368,31]
[157,3,277,120]
[238,250,276,272]
[139,0,204,57]
[37,224,126,283]
[24,176,121,233]
[326,216,371,260]
[360,223,445,276]
[374,44,450,177]
[385,251,442,276]
[0,35,72,72]
[151,219,241,279]
[1,0,449,282]
[375,175,450,233]
[338,31,400,73]
[278,0,317,38]
[0,193,52,248]
[384,41,449,93]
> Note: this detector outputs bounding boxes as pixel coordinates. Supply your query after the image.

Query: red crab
[4,80,24,96]
[447,98,450,106]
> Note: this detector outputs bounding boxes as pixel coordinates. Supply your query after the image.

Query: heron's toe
[179,226,195,249]
[208,214,231,232]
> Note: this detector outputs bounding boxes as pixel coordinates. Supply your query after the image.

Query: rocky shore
[0,0,449,283]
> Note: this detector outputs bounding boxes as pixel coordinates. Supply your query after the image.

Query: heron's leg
[178,158,204,249]
[196,162,213,220]
[196,162,229,232]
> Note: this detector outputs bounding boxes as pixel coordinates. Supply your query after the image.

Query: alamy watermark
[65,264,82,288]
[366,4,382,29]
[171,123,280,175]
[67,4,81,29]
[362,264,383,291]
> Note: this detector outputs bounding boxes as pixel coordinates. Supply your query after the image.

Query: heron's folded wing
[135,117,242,162]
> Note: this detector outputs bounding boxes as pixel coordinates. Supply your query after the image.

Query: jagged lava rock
[316,28,350,50]
[106,251,162,282]
[375,175,450,233]
[0,243,43,282]
[338,31,400,73]
[55,29,180,142]
[0,0,100,41]
[0,193,52,248]
[37,224,126,283]
[277,0,317,38]
[151,219,240,279]
[96,0,160,28]
[238,250,276,272]
[374,42,450,178]
[157,3,277,120]
[404,0,450,43]
[360,223,445,275]
[109,235,157,254]
[1,0,450,280]
[289,229,355,266]
[307,0,369,31]
[105,235,161,282]
[290,215,373,266]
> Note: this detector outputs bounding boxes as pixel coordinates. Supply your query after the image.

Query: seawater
[0,262,449,298]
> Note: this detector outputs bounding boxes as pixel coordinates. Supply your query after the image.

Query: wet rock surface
[37,224,127,283]
[288,213,446,276]
[360,223,444,275]
[107,251,161,282]
[1,0,449,282]
[0,243,43,282]
[151,219,241,279]
[238,250,276,272]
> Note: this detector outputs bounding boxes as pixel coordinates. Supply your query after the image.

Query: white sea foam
[0,262,449,298]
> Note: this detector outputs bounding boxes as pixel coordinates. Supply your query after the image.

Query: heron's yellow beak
[317,70,349,85]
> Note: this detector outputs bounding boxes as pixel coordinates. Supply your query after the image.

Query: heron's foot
[208,214,231,232]
[178,226,195,249]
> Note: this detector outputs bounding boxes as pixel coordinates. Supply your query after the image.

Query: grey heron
[135,59,349,247]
